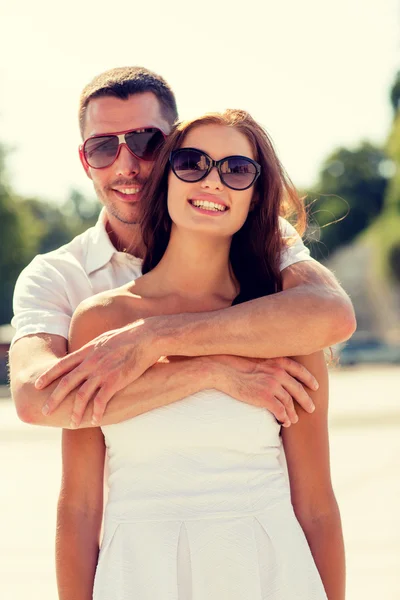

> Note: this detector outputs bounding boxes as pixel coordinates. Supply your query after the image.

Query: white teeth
[191,200,227,212]
[117,188,140,195]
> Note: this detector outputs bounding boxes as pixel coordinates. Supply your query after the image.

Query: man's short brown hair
[79,66,178,137]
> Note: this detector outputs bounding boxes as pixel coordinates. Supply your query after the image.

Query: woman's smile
[188,193,229,215]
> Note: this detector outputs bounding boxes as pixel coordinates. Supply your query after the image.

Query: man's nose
[201,167,223,189]
[115,144,140,176]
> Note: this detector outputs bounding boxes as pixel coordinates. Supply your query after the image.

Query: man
[9,66,356,431]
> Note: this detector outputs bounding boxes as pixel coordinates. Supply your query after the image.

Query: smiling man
[9,66,356,431]
[79,91,170,255]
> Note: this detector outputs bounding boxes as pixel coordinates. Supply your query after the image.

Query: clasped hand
[36,319,317,428]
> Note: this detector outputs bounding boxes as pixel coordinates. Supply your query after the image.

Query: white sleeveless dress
[94,390,328,599]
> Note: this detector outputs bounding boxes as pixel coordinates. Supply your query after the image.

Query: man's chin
[106,200,141,226]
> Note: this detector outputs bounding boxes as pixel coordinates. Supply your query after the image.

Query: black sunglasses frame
[169,148,261,191]
[81,127,166,169]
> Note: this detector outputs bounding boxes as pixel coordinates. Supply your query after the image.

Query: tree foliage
[304,142,388,258]
[0,145,99,325]
[390,70,400,115]
[0,145,42,324]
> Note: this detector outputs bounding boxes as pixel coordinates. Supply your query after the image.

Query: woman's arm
[56,428,105,600]
[56,311,106,600]
[282,351,345,600]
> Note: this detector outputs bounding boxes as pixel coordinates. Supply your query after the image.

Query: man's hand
[36,319,161,427]
[210,355,318,427]
[34,309,318,430]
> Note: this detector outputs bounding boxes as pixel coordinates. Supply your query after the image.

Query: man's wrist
[145,313,194,357]
[197,357,233,395]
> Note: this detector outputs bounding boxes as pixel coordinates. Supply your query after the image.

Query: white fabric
[11,209,313,345]
[95,389,327,599]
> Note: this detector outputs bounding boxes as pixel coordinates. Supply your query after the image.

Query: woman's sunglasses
[169,148,261,191]
[80,127,166,169]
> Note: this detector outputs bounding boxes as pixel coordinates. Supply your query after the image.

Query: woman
[57,110,345,599]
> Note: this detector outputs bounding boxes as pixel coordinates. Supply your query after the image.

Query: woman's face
[167,124,257,239]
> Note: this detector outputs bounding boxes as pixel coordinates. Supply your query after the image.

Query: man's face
[81,92,171,225]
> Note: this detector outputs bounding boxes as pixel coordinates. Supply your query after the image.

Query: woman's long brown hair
[140,109,306,304]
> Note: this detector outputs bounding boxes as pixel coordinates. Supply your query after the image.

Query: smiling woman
[53,108,344,599]
[140,110,306,304]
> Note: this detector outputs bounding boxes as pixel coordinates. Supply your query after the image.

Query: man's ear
[79,146,92,180]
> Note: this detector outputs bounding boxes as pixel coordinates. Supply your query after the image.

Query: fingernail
[310,404,316,413]
[35,378,43,389]
[313,380,319,390]
[70,419,77,429]
[42,404,49,416]
[91,417,98,426]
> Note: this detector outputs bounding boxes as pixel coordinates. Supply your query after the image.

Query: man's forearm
[17,357,218,428]
[155,278,356,359]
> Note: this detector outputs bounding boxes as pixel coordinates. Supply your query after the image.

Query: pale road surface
[1,366,399,600]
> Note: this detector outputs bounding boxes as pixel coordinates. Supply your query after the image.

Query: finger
[265,395,291,428]
[35,349,89,389]
[42,368,91,416]
[274,388,298,424]
[280,374,315,414]
[91,385,114,426]
[275,357,319,392]
[70,379,101,428]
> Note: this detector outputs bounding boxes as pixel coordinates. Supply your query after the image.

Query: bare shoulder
[69,287,146,350]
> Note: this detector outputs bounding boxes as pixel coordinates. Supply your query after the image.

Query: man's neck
[105,217,145,259]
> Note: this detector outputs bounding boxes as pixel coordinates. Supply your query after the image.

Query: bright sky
[1,0,399,205]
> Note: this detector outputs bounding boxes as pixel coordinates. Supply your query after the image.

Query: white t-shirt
[11,209,313,346]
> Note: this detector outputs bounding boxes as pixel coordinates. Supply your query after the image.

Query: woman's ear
[249,191,259,211]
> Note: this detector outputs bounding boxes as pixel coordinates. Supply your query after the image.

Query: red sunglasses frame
[79,127,167,169]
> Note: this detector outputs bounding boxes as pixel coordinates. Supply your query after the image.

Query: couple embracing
[10,66,355,599]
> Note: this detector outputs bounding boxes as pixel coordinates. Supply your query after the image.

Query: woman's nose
[200,167,223,189]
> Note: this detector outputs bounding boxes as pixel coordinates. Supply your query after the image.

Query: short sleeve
[11,255,72,347]
[278,217,315,272]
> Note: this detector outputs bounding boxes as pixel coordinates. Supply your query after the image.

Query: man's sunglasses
[80,127,166,169]
[169,148,261,191]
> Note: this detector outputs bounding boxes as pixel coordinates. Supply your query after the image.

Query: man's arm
[164,260,356,359]
[34,260,355,423]
[9,333,220,428]
[10,331,316,430]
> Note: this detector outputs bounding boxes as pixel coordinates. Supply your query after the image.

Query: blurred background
[0,0,399,598]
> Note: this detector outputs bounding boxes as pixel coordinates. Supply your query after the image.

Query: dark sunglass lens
[84,136,119,168]
[126,129,165,160]
[221,157,257,189]
[172,150,209,181]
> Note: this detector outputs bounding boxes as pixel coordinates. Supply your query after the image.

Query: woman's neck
[144,226,238,302]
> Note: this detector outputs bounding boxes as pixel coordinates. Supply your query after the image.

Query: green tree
[390,70,400,114]
[344,69,400,288]
[0,144,100,325]
[61,188,100,239]
[0,145,42,324]
[305,142,389,258]
[365,71,400,283]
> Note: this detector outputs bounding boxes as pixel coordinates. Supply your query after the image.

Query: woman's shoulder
[69,287,146,347]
